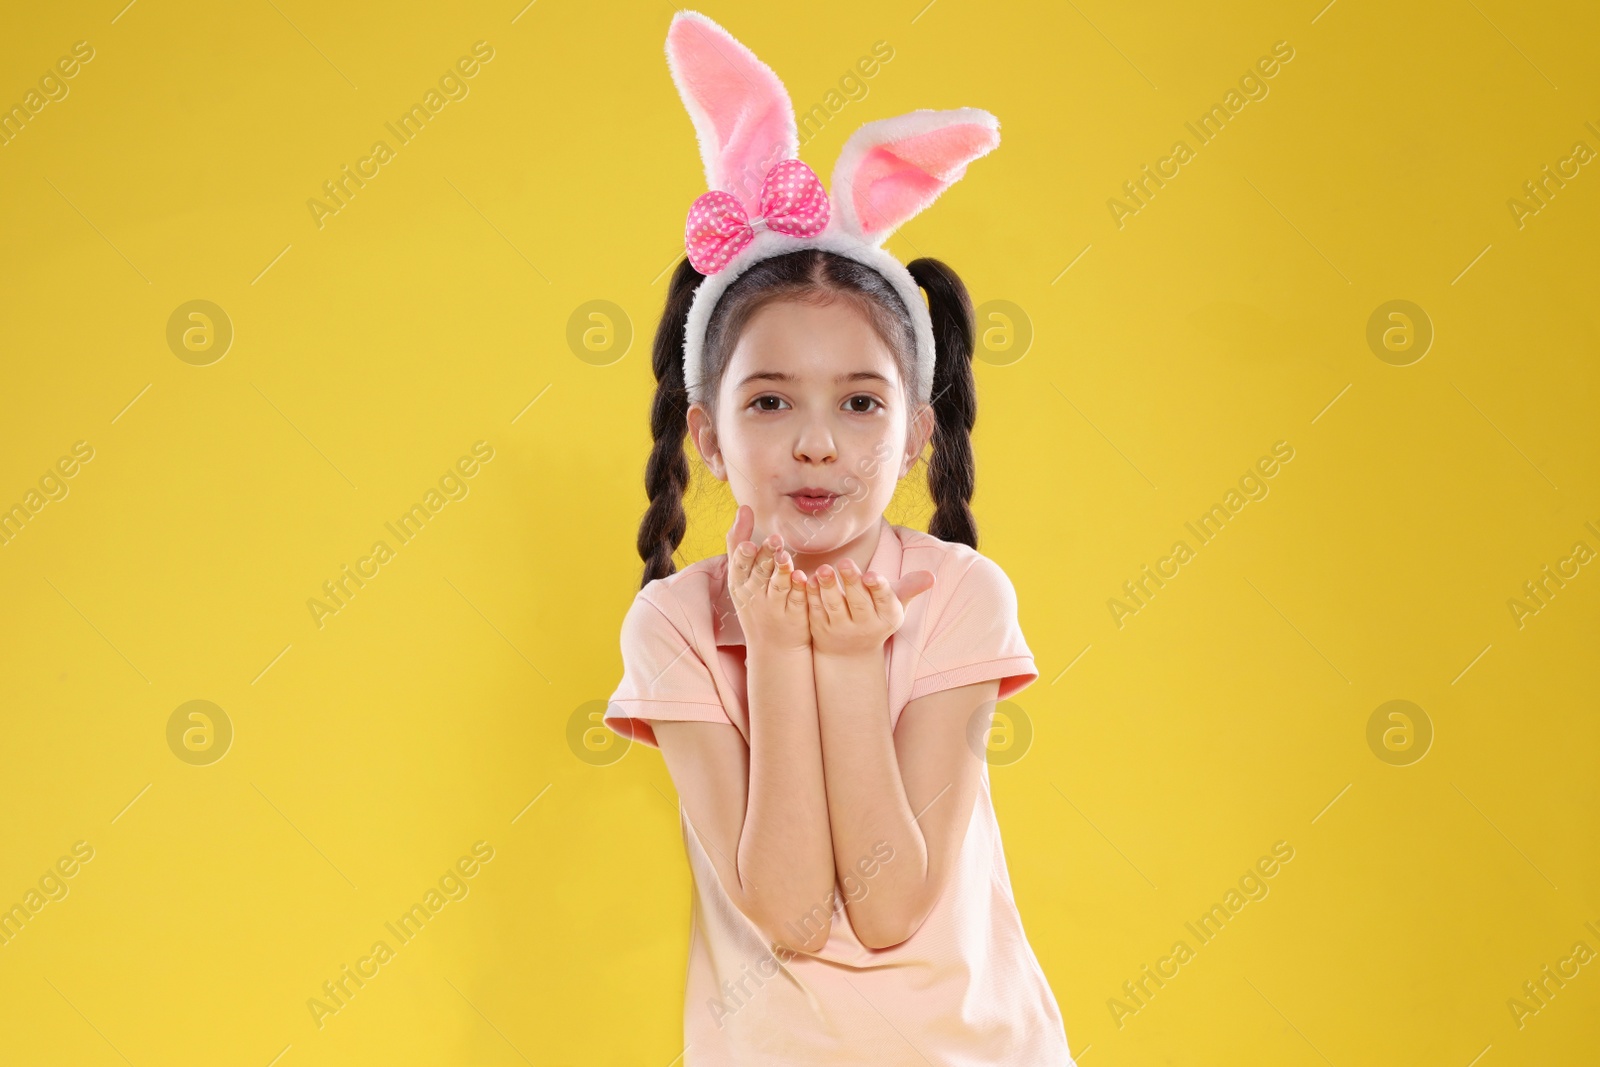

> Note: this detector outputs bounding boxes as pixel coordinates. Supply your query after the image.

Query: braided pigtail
[636,257,705,588]
[906,257,979,549]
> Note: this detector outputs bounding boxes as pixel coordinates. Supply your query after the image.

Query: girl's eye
[748,395,882,413]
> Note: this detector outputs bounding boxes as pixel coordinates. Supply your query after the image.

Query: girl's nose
[793,422,837,463]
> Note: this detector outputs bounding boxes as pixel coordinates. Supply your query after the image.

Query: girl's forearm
[738,642,838,953]
[812,649,930,950]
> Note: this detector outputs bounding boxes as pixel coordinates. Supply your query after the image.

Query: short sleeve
[604,590,733,749]
[906,555,1039,703]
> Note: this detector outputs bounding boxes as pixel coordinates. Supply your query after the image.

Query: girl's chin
[770,517,857,553]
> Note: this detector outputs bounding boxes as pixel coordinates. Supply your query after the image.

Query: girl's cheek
[861,435,900,480]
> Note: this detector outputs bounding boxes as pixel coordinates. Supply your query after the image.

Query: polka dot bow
[684,158,830,274]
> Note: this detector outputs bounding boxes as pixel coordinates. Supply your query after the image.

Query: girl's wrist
[811,645,883,666]
[746,635,814,659]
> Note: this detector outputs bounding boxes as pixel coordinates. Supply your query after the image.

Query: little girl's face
[690,296,932,555]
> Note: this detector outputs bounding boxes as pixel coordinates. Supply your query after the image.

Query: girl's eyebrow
[737,370,892,388]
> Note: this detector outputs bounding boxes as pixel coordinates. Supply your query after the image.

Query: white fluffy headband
[665,10,1001,407]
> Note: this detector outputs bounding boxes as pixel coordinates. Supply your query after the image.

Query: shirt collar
[711,516,902,648]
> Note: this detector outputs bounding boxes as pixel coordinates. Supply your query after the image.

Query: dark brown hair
[636,249,978,588]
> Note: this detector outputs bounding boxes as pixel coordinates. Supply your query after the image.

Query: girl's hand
[726,505,811,653]
[806,556,935,657]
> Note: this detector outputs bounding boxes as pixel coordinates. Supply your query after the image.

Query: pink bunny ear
[830,108,1001,245]
[665,11,797,218]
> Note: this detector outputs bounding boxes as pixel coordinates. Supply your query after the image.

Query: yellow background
[1,1,1596,1064]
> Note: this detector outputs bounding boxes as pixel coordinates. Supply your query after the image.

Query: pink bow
[684,158,830,274]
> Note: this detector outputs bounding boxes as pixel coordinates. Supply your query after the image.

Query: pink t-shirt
[606,517,1075,1066]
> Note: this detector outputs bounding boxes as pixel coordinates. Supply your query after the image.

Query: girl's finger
[770,549,794,594]
[837,561,873,619]
[865,570,897,614]
[725,504,753,561]
[896,570,937,605]
[788,569,809,610]
[816,564,846,617]
[730,539,756,584]
[751,537,779,580]
[805,571,827,622]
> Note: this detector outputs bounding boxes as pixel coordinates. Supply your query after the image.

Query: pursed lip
[787,488,838,498]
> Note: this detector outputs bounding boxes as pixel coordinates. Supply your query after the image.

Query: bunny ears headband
[666,11,1001,406]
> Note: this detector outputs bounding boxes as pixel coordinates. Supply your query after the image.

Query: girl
[605,12,1074,1065]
